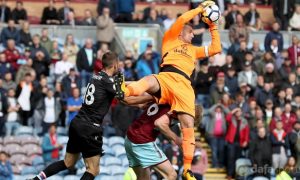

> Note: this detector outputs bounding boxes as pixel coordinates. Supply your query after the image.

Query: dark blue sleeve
[264,33,270,52]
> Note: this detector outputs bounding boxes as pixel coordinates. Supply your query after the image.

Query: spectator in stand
[132,11,145,23]
[2,72,16,91]
[285,157,300,178]
[42,89,61,134]
[81,9,96,26]
[163,10,175,31]
[93,43,108,73]
[146,9,163,27]
[225,108,250,180]
[224,3,241,29]
[279,58,295,82]
[96,7,115,47]
[194,60,213,108]
[115,0,135,23]
[225,67,238,96]
[0,19,19,46]
[270,120,290,169]
[288,36,300,66]
[15,58,34,85]
[40,28,52,54]
[232,41,248,71]
[0,82,7,135]
[54,52,74,81]
[5,88,20,136]
[264,98,274,122]
[0,151,13,180]
[275,49,289,70]
[263,63,280,86]
[3,39,20,72]
[67,87,82,124]
[190,138,208,179]
[207,103,228,168]
[222,54,236,72]
[76,38,96,88]
[244,2,262,31]
[41,0,59,25]
[97,0,117,19]
[255,52,275,75]
[41,124,63,165]
[281,103,297,133]
[284,73,300,95]
[49,40,62,63]
[272,0,295,30]
[288,121,300,168]
[0,0,10,23]
[63,34,79,65]
[30,34,50,63]
[32,50,50,80]
[229,14,249,45]
[250,40,264,61]
[63,11,80,27]
[143,1,156,21]
[135,49,160,79]
[230,92,250,115]
[0,53,14,78]
[16,73,33,125]
[255,82,274,107]
[210,72,228,105]
[124,58,136,81]
[264,22,284,52]
[11,1,27,24]
[61,68,81,98]
[249,127,272,178]
[58,0,74,24]
[191,15,206,46]
[18,21,32,47]
[270,106,283,132]
[289,4,300,31]
[238,61,258,89]
[220,93,234,108]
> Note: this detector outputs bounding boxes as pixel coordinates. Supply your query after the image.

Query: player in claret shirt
[125,103,202,180]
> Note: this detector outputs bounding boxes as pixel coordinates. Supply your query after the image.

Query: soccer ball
[201,4,221,24]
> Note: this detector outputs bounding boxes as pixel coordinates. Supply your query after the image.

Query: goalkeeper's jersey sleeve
[161,7,222,77]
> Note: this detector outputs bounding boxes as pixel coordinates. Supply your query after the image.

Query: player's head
[102,51,119,75]
[179,24,194,43]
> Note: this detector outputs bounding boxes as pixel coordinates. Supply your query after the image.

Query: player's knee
[63,159,75,169]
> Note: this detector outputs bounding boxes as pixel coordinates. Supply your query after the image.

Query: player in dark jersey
[31,52,152,180]
[125,103,203,180]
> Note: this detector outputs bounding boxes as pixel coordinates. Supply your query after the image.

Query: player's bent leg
[153,160,177,180]
[133,167,151,180]
[114,73,159,100]
[81,155,101,180]
[178,113,196,180]
[31,153,80,180]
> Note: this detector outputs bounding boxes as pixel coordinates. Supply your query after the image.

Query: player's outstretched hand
[198,0,215,9]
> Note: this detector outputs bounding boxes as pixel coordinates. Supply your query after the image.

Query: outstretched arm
[154,114,182,147]
[195,23,222,58]
[122,94,154,106]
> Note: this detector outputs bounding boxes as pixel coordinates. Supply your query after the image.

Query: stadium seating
[15,126,35,136]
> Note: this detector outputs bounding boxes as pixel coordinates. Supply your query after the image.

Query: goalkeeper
[115,1,221,179]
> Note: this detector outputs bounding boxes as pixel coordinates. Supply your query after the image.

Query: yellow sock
[182,128,195,170]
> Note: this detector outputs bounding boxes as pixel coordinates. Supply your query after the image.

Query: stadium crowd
[0,0,299,180]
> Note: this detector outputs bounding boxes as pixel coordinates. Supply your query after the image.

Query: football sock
[182,128,195,171]
[34,160,67,180]
[125,78,150,96]
[80,171,95,180]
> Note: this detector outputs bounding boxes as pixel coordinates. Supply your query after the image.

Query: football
[201,4,221,24]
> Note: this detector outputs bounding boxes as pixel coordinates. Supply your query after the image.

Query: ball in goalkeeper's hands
[201,4,221,25]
